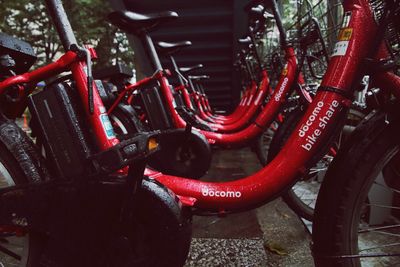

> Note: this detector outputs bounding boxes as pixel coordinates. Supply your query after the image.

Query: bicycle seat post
[267,0,288,48]
[170,55,185,85]
[45,0,78,51]
[142,34,163,72]
[248,26,264,70]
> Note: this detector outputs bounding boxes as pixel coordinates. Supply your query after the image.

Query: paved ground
[185,147,314,267]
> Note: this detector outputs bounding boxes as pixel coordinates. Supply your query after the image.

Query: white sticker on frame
[331,41,350,57]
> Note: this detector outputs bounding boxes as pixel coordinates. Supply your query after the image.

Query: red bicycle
[108,0,400,264]
[0,0,191,265]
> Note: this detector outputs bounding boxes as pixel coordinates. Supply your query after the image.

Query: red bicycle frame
[144,0,400,212]
[110,45,299,147]
[195,81,258,124]
[0,51,120,151]
[193,77,268,132]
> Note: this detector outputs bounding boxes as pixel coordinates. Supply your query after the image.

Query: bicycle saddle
[93,62,133,81]
[249,5,265,18]
[175,106,214,132]
[189,75,210,81]
[179,64,204,74]
[238,36,252,44]
[107,10,178,34]
[156,41,192,55]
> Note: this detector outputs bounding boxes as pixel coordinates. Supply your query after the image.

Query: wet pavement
[185,147,314,267]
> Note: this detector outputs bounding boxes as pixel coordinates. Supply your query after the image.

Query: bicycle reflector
[148,137,159,151]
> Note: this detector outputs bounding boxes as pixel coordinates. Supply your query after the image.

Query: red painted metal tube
[145,0,380,212]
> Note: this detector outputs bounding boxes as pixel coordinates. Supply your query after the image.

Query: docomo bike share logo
[298,100,339,151]
[202,188,242,198]
[274,77,289,102]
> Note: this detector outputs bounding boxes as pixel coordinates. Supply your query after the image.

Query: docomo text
[298,100,339,151]
[274,77,289,102]
[202,189,242,198]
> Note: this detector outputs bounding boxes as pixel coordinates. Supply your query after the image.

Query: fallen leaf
[264,242,288,256]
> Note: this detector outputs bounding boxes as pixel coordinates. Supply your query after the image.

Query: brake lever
[84,48,94,114]
[70,44,94,114]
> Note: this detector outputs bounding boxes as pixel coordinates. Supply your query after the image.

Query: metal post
[142,34,163,71]
[45,0,77,51]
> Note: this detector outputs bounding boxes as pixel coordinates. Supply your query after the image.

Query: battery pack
[28,83,95,179]
[139,83,172,130]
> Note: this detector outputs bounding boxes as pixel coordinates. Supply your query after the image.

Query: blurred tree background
[0,0,134,68]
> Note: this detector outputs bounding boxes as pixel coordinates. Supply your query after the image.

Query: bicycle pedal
[90,131,160,174]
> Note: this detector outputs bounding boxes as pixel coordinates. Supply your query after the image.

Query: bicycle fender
[343,107,400,153]
[141,176,191,224]
[116,103,146,132]
[0,113,50,182]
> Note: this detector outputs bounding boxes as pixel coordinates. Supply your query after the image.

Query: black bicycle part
[93,62,133,87]
[94,79,117,108]
[176,106,214,131]
[45,0,77,51]
[147,128,212,179]
[109,103,212,179]
[312,107,400,267]
[138,81,174,130]
[0,32,37,74]
[108,176,192,267]
[28,82,96,180]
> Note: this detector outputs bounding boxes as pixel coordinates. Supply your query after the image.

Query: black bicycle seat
[179,64,203,74]
[108,10,178,34]
[188,75,210,81]
[175,106,214,132]
[93,62,133,81]
[156,41,192,55]
[249,5,264,17]
[238,36,252,45]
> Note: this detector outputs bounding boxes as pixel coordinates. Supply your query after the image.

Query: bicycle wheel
[0,134,46,267]
[313,110,400,267]
[266,106,320,220]
[254,120,279,165]
[106,179,192,267]
[110,105,211,179]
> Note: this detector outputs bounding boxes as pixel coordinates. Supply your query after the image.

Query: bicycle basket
[287,0,343,85]
[369,0,400,67]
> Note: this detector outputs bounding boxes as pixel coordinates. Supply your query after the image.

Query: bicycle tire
[267,107,365,221]
[312,109,400,267]
[266,107,317,220]
[119,179,193,267]
[110,106,211,179]
[108,106,194,266]
[0,120,48,267]
[254,122,278,166]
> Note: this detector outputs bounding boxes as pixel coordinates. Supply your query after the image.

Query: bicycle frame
[143,0,400,212]
[108,45,299,147]
[0,50,120,149]
[0,0,145,166]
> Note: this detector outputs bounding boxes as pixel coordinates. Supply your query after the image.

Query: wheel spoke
[0,244,21,260]
[360,230,400,238]
[359,242,400,253]
[359,224,400,233]
[373,181,400,195]
[324,252,400,259]
[366,203,400,210]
